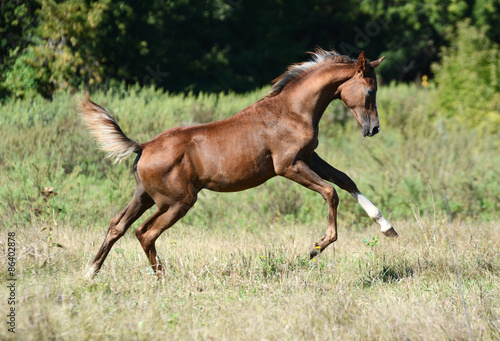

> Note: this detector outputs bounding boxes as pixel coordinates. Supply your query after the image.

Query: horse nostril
[371,126,380,136]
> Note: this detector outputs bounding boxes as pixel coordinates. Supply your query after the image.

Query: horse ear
[370,56,385,68]
[357,51,366,71]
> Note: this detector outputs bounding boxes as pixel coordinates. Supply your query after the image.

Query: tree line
[1,0,499,98]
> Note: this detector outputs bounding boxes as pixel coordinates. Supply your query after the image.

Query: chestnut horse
[80,49,397,279]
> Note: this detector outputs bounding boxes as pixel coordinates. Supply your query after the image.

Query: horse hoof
[309,249,319,259]
[85,265,98,280]
[382,227,398,237]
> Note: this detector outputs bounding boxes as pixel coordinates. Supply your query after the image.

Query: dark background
[1,0,499,98]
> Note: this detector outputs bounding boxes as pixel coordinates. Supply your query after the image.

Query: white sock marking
[350,192,393,232]
[85,264,98,279]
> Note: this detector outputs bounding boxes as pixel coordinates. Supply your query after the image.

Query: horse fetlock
[382,227,398,237]
[375,215,392,231]
[309,247,320,259]
[368,208,382,221]
[85,264,98,280]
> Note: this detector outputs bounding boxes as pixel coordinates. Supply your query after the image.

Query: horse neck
[287,63,356,128]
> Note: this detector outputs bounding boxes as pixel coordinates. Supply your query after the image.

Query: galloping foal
[80,49,398,279]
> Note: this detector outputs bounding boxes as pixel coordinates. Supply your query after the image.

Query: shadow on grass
[360,265,414,288]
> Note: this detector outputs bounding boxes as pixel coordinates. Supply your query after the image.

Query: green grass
[0,220,498,340]
[0,85,499,339]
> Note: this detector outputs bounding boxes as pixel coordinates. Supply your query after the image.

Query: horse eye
[367,89,375,96]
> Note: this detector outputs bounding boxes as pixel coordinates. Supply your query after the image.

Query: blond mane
[268,48,357,97]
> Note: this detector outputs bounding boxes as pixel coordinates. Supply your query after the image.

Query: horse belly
[200,152,276,192]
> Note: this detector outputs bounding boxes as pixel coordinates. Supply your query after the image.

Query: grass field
[1,219,499,340]
[0,85,499,340]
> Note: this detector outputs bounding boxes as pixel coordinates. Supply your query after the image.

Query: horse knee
[108,228,124,240]
[107,220,127,240]
[332,187,339,205]
[323,186,339,206]
[110,216,120,226]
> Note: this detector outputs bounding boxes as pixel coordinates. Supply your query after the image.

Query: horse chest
[278,125,318,155]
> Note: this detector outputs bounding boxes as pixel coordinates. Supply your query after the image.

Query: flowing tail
[78,96,141,163]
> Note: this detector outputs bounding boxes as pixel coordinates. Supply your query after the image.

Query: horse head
[337,51,385,137]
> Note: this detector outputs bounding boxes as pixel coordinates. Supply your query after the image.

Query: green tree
[432,20,500,132]
[471,0,500,43]
[358,0,470,81]
[2,0,110,97]
[2,0,500,98]
[0,0,40,96]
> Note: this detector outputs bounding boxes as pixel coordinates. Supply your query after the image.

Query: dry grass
[1,218,499,340]
[1,88,499,340]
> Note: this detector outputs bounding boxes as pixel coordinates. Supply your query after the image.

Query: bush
[3,46,54,98]
[431,20,500,132]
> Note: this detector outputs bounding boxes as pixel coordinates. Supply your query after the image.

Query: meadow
[0,84,499,340]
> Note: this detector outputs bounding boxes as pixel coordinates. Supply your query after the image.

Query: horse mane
[268,48,357,97]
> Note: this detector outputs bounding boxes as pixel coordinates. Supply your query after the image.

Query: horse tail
[78,95,141,163]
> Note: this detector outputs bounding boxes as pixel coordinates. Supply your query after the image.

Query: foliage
[354,0,500,81]
[363,236,379,248]
[0,85,499,234]
[2,0,111,98]
[0,82,499,340]
[431,20,500,132]
[0,0,40,96]
[471,0,500,42]
[358,0,468,80]
[1,0,500,98]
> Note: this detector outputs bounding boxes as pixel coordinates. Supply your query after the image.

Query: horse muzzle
[362,124,380,137]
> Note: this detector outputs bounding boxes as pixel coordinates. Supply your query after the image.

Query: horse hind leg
[135,197,196,278]
[86,186,154,279]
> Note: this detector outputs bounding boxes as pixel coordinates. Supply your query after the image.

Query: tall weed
[0,85,498,233]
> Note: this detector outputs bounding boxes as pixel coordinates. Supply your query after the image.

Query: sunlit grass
[0,86,499,340]
[0,219,498,340]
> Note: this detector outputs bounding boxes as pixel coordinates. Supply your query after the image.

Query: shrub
[431,20,500,132]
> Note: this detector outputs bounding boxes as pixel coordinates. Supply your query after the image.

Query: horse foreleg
[278,159,339,258]
[307,152,398,237]
[349,192,397,237]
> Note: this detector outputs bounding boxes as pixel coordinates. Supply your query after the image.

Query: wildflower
[41,186,57,202]
[421,74,429,88]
